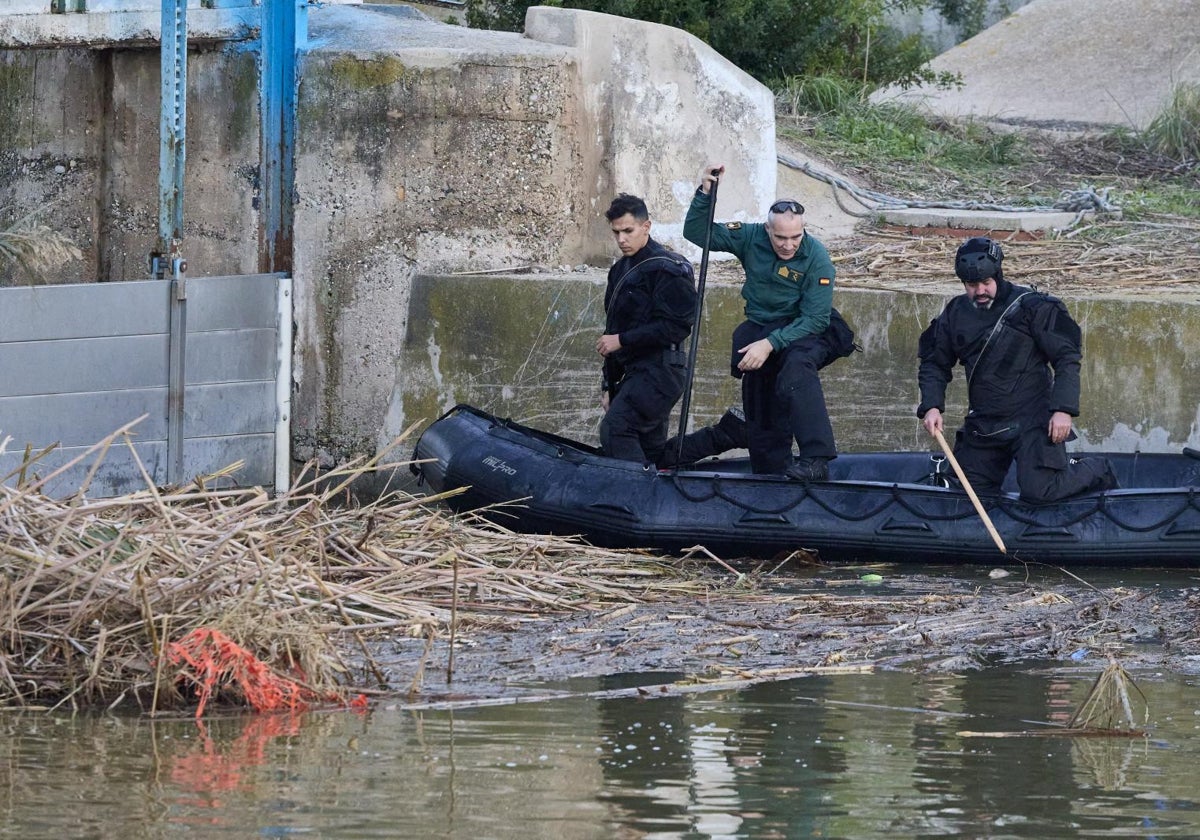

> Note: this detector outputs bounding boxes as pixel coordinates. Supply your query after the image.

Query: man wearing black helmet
[917,236,1117,502]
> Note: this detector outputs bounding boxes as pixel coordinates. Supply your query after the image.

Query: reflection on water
[4,666,1199,838]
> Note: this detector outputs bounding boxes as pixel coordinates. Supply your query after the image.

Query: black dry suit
[917,279,1115,502]
[600,238,697,464]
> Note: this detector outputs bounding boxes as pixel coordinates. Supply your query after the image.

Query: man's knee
[953,447,1007,496]
[776,346,824,395]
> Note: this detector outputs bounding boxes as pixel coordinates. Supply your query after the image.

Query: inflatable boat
[411,404,1200,567]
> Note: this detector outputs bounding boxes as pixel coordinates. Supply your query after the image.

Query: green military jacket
[684,189,836,350]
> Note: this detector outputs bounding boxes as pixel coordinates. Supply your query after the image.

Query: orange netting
[169,715,302,800]
[165,627,365,717]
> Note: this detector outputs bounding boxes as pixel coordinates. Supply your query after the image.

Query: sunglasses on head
[769,199,805,215]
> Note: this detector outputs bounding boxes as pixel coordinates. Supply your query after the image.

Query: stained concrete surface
[873,0,1200,132]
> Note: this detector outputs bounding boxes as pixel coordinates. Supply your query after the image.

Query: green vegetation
[328,55,407,89]
[467,0,974,87]
[1143,82,1200,164]
[775,75,1200,227]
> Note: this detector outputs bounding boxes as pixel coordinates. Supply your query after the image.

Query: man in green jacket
[682,163,851,479]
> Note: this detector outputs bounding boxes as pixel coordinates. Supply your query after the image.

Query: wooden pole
[933,428,1007,554]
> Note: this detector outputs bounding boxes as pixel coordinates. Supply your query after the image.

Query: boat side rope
[671,473,1200,535]
[993,489,1200,532]
[670,476,988,524]
[671,475,811,516]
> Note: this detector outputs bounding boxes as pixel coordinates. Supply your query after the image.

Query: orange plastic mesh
[166,627,325,717]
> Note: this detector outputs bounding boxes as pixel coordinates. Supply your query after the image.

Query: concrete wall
[2,5,780,473]
[0,46,260,283]
[396,277,1200,466]
[524,6,776,257]
[289,5,778,466]
[0,7,259,49]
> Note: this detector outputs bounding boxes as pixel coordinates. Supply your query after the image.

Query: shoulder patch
[724,221,742,230]
[819,277,832,286]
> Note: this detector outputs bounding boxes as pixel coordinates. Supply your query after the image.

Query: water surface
[4,664,1198,838]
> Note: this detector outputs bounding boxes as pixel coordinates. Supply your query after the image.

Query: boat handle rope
[669,475,994,524]
[669,474,813,516]
[669,474,1200,534]
[994,486,1200,533]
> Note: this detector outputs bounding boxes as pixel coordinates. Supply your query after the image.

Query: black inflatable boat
[411,404,1200,566]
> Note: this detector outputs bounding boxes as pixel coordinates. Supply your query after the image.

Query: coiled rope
[778,153,1120,227]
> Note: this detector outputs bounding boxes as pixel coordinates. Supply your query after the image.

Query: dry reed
[0,428,720,713]
[0,207,83,283]
[831,224,1200,294]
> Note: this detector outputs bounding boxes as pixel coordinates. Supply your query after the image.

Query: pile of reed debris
[3,428,1194,716]
[834,222,1200,294]
[706,220,1200,295]
[0,435,724,713]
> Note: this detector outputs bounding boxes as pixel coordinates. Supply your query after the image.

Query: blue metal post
[259,0,302,273]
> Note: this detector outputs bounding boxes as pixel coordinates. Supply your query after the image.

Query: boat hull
[412,405,1200,567]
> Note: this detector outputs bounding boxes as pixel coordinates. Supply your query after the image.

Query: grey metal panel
[0,274,284,342]
[0,328,277,397]
[0,389,166,445]
[184,381,278,436]
[0,434,276,498]
[189,274,285,331]
[0,380,275,447]
[0,334,169,396]
[0,281,170,342]
[0,273,288,498]
[187,328,278,383]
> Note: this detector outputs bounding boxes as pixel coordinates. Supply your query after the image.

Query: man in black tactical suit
[917,236,1117,502]
[597,193,698,464]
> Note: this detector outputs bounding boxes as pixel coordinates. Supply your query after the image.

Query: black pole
[672,170,720,467]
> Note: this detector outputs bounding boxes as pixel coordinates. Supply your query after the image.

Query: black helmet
[955,237,1003,283]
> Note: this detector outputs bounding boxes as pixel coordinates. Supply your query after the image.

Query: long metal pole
[160,0,188,486]
[672,171,720,466]
[158,0,187,264]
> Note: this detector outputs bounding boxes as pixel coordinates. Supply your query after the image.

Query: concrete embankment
[873,0,1200,132]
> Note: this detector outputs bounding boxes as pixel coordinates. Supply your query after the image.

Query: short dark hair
[605,193,649,222]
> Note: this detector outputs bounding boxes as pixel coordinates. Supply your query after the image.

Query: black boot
[785,456,830,482]
[658,407,747,467]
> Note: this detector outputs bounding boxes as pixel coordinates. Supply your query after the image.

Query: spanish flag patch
[819,277,832,286]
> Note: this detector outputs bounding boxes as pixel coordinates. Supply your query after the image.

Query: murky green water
[5,664,1199,838]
